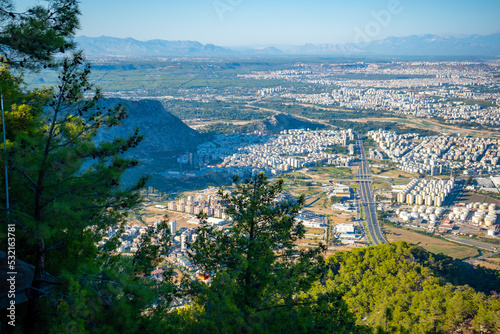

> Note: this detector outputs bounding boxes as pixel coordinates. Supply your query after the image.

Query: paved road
[443,235,500,252]
[444,235,500,264]
[356,134,387,245]
[467,251,500,263]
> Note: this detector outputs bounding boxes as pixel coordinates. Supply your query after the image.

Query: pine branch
[0,208,34,220]
[10,161,37,187]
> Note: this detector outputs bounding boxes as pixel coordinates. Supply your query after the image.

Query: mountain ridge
[76,33,500,57]
[240,113,327,134]
[76,35,234,56]
[95,98,203,155]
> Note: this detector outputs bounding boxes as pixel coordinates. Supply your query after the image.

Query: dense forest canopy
[319,242,500,333]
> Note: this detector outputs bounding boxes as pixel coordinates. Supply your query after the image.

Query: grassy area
[281,172,312,180]
[455,190,500,207]
[349,182,360,190]
[372,181,391,190]
[360,220,375,245]
[307,166,352,178]
[330,120,440,136]
[377,168,418,178]
[305,227,325,235]
[325,146,348,155]
[456,235,500,246]
[370,166,390,175]
[359,204,365,220]
[257,101,395,121]
[384,225,479,260]
[303,186,322,197]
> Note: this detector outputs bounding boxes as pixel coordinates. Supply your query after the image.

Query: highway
[356,133,387,245]
[443,235,500,252]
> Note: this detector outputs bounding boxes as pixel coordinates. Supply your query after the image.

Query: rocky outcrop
[96,98,202,155]
[241,113,326,134]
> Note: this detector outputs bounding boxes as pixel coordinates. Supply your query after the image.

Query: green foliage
[325,145,348,155]
[177,173,364,333]
[330,196,343,204]
[197,122,245,135]
[307,166,352,178]
[132,220,171,274]
[320,242,500,333]
[0,0,80,69]
[0,54,175,333]
[164,100,272,121]
[257,101,396,121]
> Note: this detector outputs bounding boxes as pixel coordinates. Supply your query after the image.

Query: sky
[16,0,500,46]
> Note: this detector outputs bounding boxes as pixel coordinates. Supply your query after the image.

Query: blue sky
[16,0,500,45]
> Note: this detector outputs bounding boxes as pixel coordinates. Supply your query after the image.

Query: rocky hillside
[96,98,202,155]
[241,113,327,134]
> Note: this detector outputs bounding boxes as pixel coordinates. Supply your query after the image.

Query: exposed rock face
[241,113,326,134]
[96,98,202,155]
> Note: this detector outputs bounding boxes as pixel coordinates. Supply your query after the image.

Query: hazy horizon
[14,0,500,46]
[76,31,500,48]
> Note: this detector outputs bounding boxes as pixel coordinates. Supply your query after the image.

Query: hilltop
[96,98,203,156]
[238,113,327,134]
[320,241,500,333]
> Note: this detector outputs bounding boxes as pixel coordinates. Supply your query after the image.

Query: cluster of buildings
[296,210,327,228]
[169,220,228,273]
[445,203,498,228]
[393,176,499,235]
[369,130,500,175]
[334,223,363,244]
[242,62,500,130]
[96,221,205,278]
[258,86,287,96]
[196,129,356,176]
[396,202,499,236]
[396,178,456,208]
[167,194,228,219]
[368,148,385,160]
[403,101,500,129]
[99,221,166,254]
[394,178,455,231]
[396,206,445,228]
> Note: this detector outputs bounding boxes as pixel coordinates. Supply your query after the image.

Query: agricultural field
[374,168,419,179]
[305,166,353,179]
[384,225,480,260]
[455,190,500,207]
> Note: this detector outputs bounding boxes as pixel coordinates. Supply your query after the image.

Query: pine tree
[0,0,80,69]
[182,173,362,333]
[0,53,175,333]
[0,3,177,332]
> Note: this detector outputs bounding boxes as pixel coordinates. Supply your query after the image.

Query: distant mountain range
[76,33,500,57]
[75,36,233,56]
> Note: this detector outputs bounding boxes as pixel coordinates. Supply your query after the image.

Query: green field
[384,225,480,260]
[307,166,352,178]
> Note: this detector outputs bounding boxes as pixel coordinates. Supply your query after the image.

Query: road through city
[356,134,387,245]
